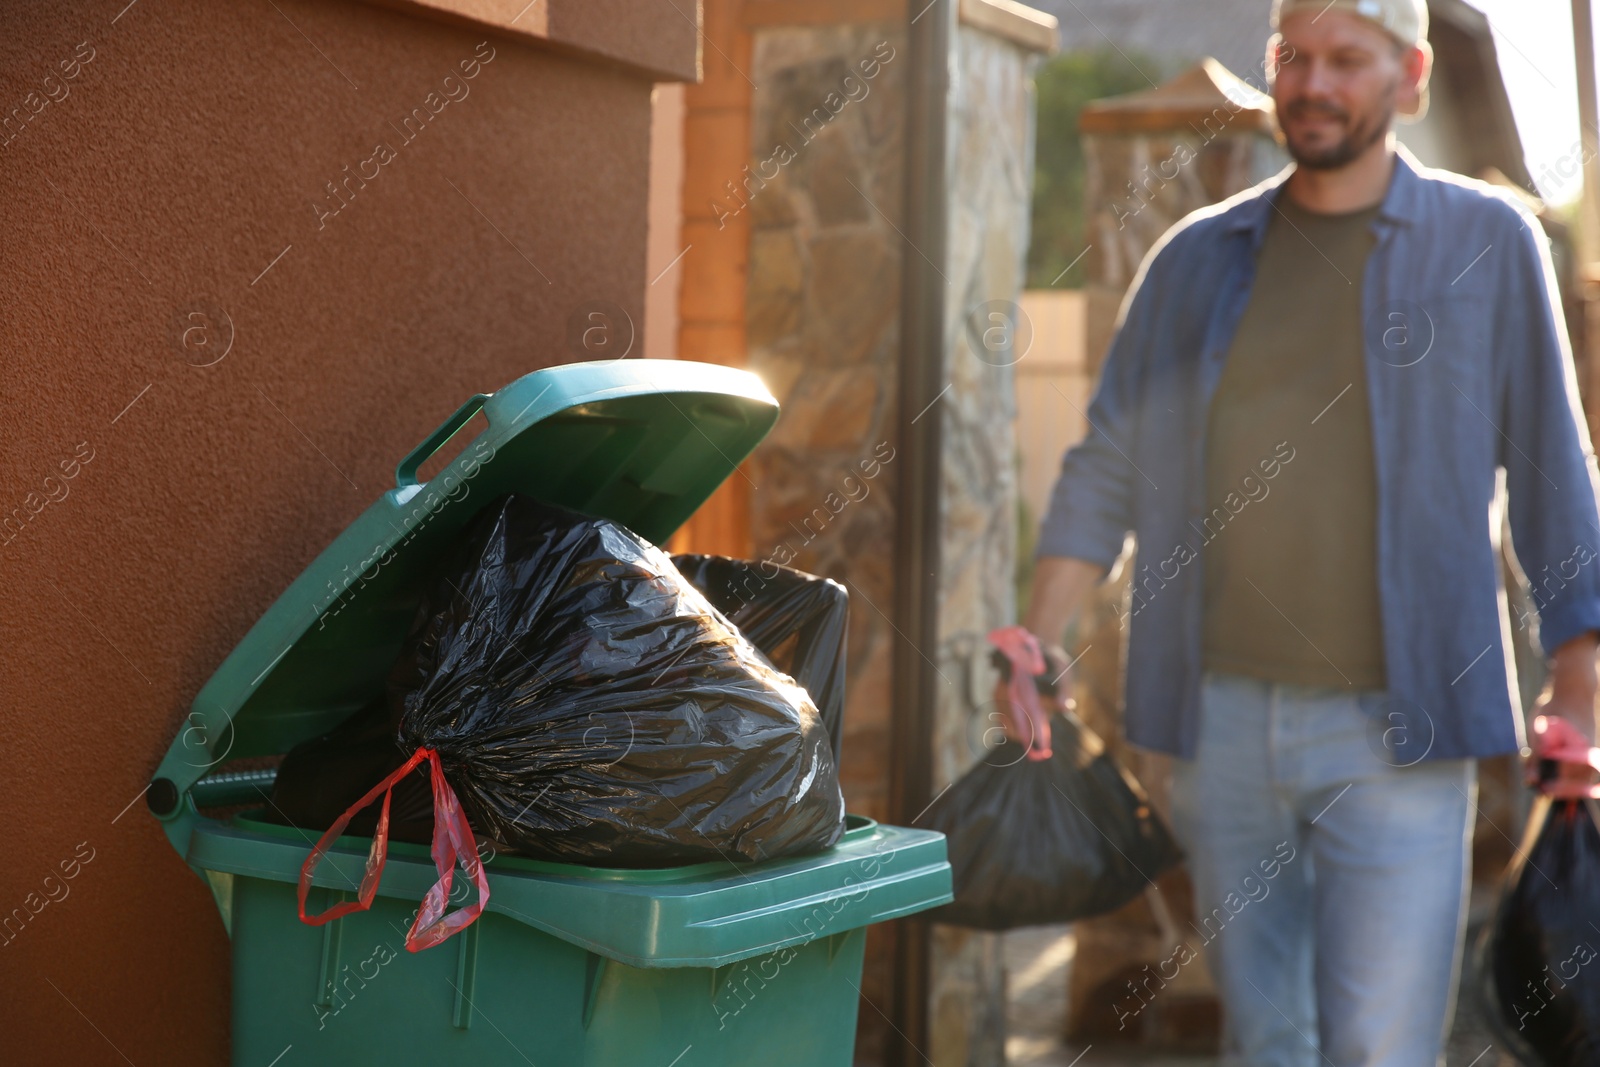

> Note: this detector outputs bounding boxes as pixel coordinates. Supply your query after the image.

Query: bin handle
[395,394,490,489]
[297,747,490,952]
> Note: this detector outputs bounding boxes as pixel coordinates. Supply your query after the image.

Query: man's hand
[990,642,1074,746]
[990,556,1104,747]
[1528,631,1599,791]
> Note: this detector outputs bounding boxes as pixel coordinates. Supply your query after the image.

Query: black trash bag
[921,711,1183,929]
[269,692,434,843]
[275,493,846,867]
[1478,795,1600,1065]
[670,554,848,761]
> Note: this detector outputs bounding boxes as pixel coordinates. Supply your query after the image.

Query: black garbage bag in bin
[270,692,436,843]
[275,493,845,869]
[922,710,1183,929]
[670,553,849,761]
[1478,795,1600,1064]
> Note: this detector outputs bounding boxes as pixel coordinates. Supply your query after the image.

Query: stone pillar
[929,14,1056,1067]
[739,3,1056,1063]
[741,21,912,1064]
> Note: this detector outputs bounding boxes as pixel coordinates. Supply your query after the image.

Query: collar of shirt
[1222,143,1427,253]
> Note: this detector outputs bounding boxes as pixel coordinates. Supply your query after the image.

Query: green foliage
[1027,50,1156,289]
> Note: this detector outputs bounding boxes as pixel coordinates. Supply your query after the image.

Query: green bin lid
[151,360,778,854]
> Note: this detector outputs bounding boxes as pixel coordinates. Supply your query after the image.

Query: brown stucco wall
[0,2,679,1062]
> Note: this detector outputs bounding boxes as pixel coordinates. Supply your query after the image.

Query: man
[1018,0,1600,1063]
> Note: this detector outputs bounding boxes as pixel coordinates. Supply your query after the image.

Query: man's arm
[983,557,1106,728]
[1004,233,1184,713]
[1542,633,1599,740]
[1496,207,1600,754]
[1034,233,1173,578]
[1022,556,1107,656]
[1006,237,1174,701]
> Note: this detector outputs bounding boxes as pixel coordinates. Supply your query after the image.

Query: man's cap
[1271,0,1428,47]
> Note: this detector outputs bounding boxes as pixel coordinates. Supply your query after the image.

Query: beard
[1278,92,1395,170]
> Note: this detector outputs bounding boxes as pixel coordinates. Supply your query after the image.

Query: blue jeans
[1168,673,1477,1067]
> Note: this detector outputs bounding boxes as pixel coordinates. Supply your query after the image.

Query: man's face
[1269,10,1420,170]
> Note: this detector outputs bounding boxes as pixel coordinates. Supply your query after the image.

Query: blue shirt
[1037,147,1600,762]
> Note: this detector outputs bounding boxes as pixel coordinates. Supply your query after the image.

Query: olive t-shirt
[1200,195,1387,690]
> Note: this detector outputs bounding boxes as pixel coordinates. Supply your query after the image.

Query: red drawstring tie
[988,626,1053,762]
[297,746,490,951]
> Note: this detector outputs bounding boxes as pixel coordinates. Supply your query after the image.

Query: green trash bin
[147,360,952,1066]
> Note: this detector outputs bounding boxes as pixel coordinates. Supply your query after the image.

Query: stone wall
[745,18,907,819]
[742,10,1047,1063]
[926,18,1046,1067]
[742,21,910,1063]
